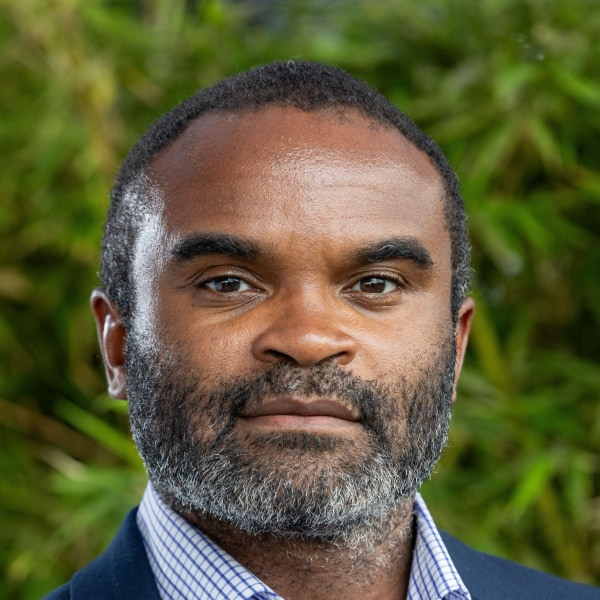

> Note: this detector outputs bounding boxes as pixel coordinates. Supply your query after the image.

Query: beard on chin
[126,330,457,545]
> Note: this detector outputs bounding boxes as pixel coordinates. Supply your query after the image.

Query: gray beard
[126,330,456,546]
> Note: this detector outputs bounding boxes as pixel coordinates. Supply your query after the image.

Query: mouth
[240,397,362,432]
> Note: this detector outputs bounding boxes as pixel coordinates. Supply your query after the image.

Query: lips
[243,397,360,420]
[241,397,361,424]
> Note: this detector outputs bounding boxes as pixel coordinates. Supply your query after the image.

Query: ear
[90,288,127,400]
[451,297,475,402]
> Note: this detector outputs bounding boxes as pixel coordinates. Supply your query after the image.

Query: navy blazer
[44,509,599,599]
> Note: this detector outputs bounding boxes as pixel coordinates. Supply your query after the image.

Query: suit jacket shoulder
[42,511,599,599]
[441,531,599,600]
[42,509,160,600]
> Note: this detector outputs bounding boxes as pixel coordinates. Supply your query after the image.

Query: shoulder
[441,531,600,600]
[41,509,161,600]
[43,583,70,600]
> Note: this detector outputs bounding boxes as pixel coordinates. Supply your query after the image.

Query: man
[45,61,598,599]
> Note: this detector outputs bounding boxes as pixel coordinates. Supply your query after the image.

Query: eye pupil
[360,277,387,293]
[214,277,241,293]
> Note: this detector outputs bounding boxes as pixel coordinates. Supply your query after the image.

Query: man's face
[95,106,473,542]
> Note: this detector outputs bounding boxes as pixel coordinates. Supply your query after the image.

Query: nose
[251,291,358,367]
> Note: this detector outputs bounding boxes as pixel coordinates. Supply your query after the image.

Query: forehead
[143,106,448,265]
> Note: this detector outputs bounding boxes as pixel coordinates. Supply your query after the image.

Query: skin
[92,106,474,599]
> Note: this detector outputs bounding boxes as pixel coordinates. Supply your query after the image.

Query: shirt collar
[138,482,470,600]
[409,494,471,599]
[137,483,278,599]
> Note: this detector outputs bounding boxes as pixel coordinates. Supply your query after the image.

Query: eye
[349,276,401,294]
[201,276,253,293]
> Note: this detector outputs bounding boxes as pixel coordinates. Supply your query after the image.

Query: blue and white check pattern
[138,483,471,599]
[407,497,471,599]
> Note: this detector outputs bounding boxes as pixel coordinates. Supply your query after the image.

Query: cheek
[164,318,260,379]
[200,329,248,362]
[357,310,452,375]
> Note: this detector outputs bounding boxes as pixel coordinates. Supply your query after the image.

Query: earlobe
[90,288,128,400]
[451,297,475,402]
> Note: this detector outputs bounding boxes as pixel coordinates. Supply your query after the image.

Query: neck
[178,500,415,600]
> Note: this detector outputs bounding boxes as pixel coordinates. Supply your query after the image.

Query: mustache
[202,362,397,432]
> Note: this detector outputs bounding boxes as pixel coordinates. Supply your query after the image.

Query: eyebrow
[355,237,434,268]
[171,233,261,262]
[170,232,434,269]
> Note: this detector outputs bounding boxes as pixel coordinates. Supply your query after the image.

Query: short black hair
[102,60,471,325]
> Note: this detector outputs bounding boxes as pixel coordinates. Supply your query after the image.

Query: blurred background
[1,0,599,597]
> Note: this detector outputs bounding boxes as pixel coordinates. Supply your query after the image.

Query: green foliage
[1,0,598,597]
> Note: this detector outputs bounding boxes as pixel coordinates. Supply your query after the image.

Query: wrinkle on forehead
[146,106,442,191]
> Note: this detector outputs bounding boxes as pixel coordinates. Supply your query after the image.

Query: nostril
[266,349,297,364]
[264,349,351,367]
